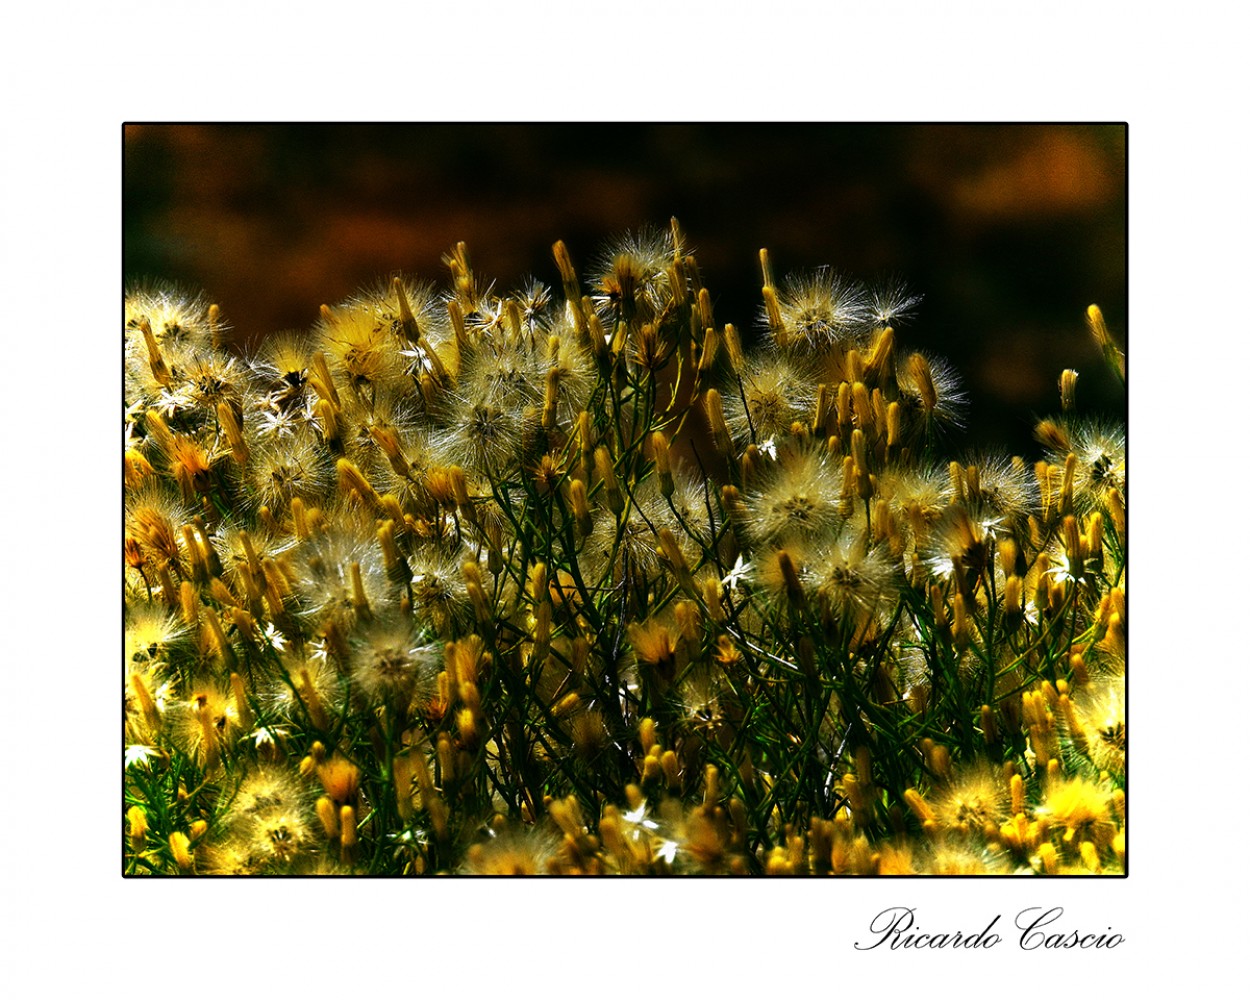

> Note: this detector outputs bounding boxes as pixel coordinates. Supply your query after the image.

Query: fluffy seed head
[248,428,333,514]
[126,485,192,568]
[928,765,1010,836]
[592,227,680,324]
[436,396,523,474]
[809,528,901,626]
[180,352,246,420]
[462,825,560,875]
[897,351,966,436]
[168,678,241,767]
[292,525,393,629]
[125,282,215,354]
[126,603,189,670]
[1067,677,1125,776]
[1043,418,1126,512]
[958,452,1038,532]
[335,387,424,481]
[923,504,992,592]
[1040,777,1117,850]
[740,447,844,546]
[348,619,440,710]
[723,353,819,450]
[316,302,408,398]
[768,268,871,349]
[409,545,474,637]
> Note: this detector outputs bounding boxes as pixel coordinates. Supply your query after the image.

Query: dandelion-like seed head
[224,766,315,869]
[1039,777,1116,850]
[249,809,313,867]
[248,428,333,513]
[679,662,730,742]
[579,486,673,591]
[959,452,1038,531]
[247,332,319,437]
[877,466,948,546]
[889,637,933,716]
[810,527,901,625]
[530,451,566,497]
[409,544,473,635]
[266,647,343,725]
[293,525,393,627]
[923,504,991,590]
[514,277,553,330]
[541,338,597,428]
[248,330,314,392]
[897,350,967,436]
[769,268,871,349]
[628,618,679,678]
[232,766,308,817]
[740,446,844,546]
[124,339,186,410]
[750,540,813,605]
[126,484,193,568]
[569,709,611,761]
[1043,539,1086,585]
[180,352,246,419]
[168,678,241,766]
[349,276,449,347]
[163,432,219,499]
[723,352,819,448]
[1068,676,1126,776]
[1045,418,1126,511]
[215,520,294,588]
[928,764,1010,836]
[250,394,314,441]
[337,386,424,479]
[349,619,439,709]
[436,396,523,474]
[125,282,216,352]
[459,339,545,413]
[458,287,508,342]
[660,468,722,551]
[592,227,679,323]
[374,427,440,515]
[316,302,407,398]
[462,824,561,875]
[126,603,189,669]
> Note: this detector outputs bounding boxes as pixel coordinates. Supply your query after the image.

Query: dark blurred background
[123,123,1125,455]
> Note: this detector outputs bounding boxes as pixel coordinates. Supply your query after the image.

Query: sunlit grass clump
[123,221,1126,875]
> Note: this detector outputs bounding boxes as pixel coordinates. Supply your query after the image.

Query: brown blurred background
[123,123,1125,455]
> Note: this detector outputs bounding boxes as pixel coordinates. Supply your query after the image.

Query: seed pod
[704,388,734,458]
[569,478,593,536]
[1059,368,1079,412]
[723,322,745,374]
[594,445,624,515]
[169,832,194,871]
[650,431,673,497]
[127,806,148,853]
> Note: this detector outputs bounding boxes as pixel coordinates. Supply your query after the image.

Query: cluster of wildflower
[124,221,1125,874]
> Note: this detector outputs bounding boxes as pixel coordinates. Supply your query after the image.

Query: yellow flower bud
[127,806,148,853]
[169,831,193,871]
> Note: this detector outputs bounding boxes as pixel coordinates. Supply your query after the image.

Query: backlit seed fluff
[740,447,844,545]
[723,354,819,450]
[767,268,871,348]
